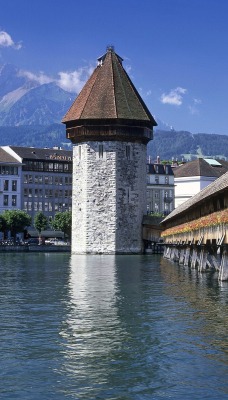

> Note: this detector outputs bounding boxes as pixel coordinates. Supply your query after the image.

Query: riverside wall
[0,245,71,253]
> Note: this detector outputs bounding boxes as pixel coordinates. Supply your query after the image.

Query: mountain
[0,62,227,159]
[148,130,228,161]
[0,63,74,126]
[154,117,174,132]
[0,124,71,149]
[0,64,33,98]
[1,124,227,160]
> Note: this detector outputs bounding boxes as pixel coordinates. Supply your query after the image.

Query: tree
[52,211,72,241]
[3,210,31,242]
[34,212,48,243]
[0,214,7,240]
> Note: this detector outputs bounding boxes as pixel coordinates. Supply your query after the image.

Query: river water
[0,253,228,399]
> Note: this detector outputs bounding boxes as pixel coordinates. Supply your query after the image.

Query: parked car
[27,238,39,245]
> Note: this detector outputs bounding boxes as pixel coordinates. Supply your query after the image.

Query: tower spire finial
[106,45,115,53]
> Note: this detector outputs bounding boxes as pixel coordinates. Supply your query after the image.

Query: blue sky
[1,0,228,135]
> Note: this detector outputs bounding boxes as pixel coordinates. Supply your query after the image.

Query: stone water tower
[62,47,157,254]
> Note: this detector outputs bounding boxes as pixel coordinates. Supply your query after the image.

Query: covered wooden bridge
[161,171,228,281]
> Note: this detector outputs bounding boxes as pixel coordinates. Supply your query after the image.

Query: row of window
[23,160,72,173]
[24,188,72,198]
[23,201,72,212]
[147,202,172,213]
[147,176,170,184]
[147,190,173,198]
[3,194,17,207]
[0,166,18,175]
[23,175,72,185]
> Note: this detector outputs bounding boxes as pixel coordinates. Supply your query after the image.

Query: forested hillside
[0,124,71,149]
[148,130,228,161]
[0,125,227,160]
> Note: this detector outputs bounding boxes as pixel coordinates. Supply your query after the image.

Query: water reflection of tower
[59,255,128,395]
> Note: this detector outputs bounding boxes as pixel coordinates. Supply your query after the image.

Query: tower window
[78,145,82,160]
[126,145,131,159]
[99,145,104,158]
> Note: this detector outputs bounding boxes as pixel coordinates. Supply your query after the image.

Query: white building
[174,158,228,208]
[0,148,22,214]
[147,160,174,216]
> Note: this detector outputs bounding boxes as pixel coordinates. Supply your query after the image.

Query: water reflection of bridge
[161,172,228,281]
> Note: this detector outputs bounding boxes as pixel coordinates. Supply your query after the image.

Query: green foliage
[3,210,31,240]
[34,212,48,234]
[0,214,7,238]
[52,211,72,239]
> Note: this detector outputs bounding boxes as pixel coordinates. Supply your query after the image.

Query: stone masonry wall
[115,142,147,253]
[71,141,147,254]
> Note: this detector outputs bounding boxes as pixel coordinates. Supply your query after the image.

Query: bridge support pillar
[164,245,171,259]
[184,247,190,266]
[179,248,185,264]
[210,254,220,271]
[198,246,208,272]
[218,246,228,281]
[170,247,179,262]
[190,247,198,269]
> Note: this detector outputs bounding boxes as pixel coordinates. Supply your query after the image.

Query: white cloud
[138,87,152,98]
[125,64,132,74]
[16,65,94,93]
[193,98,202,105]
[160,87,187,106]
[188,98,202,115]
[18,70,53,85]
[57,66,94,93]
[0,30,22,49]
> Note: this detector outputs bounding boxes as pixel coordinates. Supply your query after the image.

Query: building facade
[0,148,22,214]
[147,160,174,216]
[174,158,228,208]
[62,47,157,254]
[2,146,73,225]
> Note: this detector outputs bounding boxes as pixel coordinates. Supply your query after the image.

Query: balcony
[163,196,173,204]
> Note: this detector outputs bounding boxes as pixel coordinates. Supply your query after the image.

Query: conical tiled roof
[62,47,156,126]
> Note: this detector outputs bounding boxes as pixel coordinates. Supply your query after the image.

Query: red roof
[62,47,156,125]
